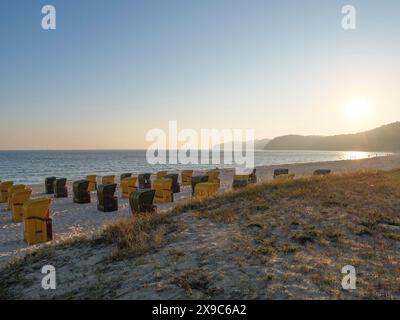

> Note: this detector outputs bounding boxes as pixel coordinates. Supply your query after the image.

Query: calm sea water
[0,150,390,184]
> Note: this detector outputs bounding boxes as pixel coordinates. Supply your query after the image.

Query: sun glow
[345,97,370,120]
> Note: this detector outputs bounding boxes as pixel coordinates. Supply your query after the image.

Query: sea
[0,150,391,184]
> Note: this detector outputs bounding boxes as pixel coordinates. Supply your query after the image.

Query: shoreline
[1,154,400,268]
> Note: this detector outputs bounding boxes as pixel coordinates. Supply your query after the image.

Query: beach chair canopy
[54,178,68,198]
[138,173,152,189]
[129,189,156,214]
[73,180,90,204]
[274,168,289,177]
[97,183,118,212]
[45,177,57,194]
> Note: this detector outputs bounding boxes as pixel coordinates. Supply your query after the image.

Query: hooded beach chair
[121,176,138,198]
[102,175,115,185]
[207,170,220,186]
[97,184,118,212]
[120,173,132,182]
[314,169,331,176]
[273,168,295,181]
[0,181,14,203]
[11,188,32,223]
[54,178,68,198]
[86,175,97,192]
[165,173,180,193]
[23,198,52,245]
[232,169,257,189]
[273,168,289,178]
[129,189,156,214]
[153,178,173,203]
[181,170,193,186]
[194,182,219,199]
[73,180,90,204]
[138,173,152,189]
[45,177,57,194]
[7,184,26,209]
[191,175,209,195]
[156,171,168,180]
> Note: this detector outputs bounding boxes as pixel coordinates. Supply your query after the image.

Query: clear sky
[1,0,399,150]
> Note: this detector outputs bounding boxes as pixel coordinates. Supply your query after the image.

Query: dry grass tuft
[102,211,179,258]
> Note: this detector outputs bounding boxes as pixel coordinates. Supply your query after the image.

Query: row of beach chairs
[0,167,331,246]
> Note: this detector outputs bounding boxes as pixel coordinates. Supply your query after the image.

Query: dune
[0,154,400,299]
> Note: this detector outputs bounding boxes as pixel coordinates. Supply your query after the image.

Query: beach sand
[1,154,400,268]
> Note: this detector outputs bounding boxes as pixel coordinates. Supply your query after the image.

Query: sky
[0,0,399,150]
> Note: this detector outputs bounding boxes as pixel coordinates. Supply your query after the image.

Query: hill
[217,138,271,150]
[265,122,400,151]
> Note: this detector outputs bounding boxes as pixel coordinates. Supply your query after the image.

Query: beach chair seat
[97,184,118,212]
[11,189,32,223]
[0,181,14,203]
[22,198,52,245]
[207,170,221,186]
[138,173,152,189]
[153,178,173,203]
[121,176,138,198]
[194,182,219,198]
[165,173,180,193]
[102,175,115,185]
[273,168,289,178]
[314,169,331,176]
[181,170,193,186]
[156,171,168,180]
[7,184,26,209]
[86,175,97,192]
[191,175,209,195]
[54,178,68,198]
[129,189,156,214]
[45,177,57,194]
[73,180,90,204]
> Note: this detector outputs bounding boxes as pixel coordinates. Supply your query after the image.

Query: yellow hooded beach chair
[11,189,32,223]
[102,175,115,185]
[156,171,168,180]
[7,184,25,210]
[121,176,138,198]
[23,198,52,245]
[181,170,193,186]
[86,175,97,192]
[207,170,220,186]
[0,181,14,203]
[194,182,219,199]
[153,178,173,203]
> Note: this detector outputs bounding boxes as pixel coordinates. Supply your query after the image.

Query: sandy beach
[1,154,400,268]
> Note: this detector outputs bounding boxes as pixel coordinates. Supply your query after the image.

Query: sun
[345,97,370,120]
